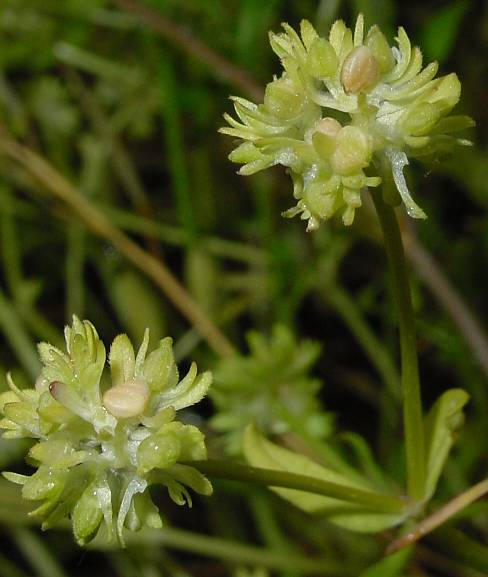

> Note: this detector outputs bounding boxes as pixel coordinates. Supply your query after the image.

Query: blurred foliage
[0,0,486,576]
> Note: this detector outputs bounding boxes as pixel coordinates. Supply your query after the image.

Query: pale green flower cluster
[221,15,474,230]
[210,326,333,455]
[0,317,212,546]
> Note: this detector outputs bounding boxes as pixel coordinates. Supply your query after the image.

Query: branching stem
[387,477,488,554]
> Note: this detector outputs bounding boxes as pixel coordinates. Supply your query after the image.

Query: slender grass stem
[188,460,406,513]
[0,554,29,577]
[0,130,235,358]
[0,185,23,293]
[371,189,425,502]
[0,290,39,379]
[65,224,85,317]
[326,281,400,400]
[387,478,488,554]
[13,528,68,577]
[403,224,488,381]
[100,206,266,265]
[112,0,263,101]
[159,58,196,240]
[105,527,357,576]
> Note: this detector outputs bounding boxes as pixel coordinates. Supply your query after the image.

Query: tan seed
[315,117,342,138]
[341,46,379,93]
[103,380,150,419]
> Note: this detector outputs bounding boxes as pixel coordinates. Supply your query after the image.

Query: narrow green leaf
[243,425,406,532]
[420,1,469,62]
[359,546,412,577]
[109,333,135,386]
[423,388,469,501]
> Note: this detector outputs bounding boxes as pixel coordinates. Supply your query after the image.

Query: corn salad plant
[0,1,486,576]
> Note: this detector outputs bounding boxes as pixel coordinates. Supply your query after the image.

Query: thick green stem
[189,459,406,513]
[371,189,425,502]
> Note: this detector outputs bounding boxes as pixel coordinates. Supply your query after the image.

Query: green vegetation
[0,1,486,576]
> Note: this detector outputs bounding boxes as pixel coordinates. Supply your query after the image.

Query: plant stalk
[189,459,406,513]
[387,477,488,554]
[371,189,425,502]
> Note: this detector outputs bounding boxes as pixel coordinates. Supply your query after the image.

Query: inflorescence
[221,15,474,231]
[0,317,212,546]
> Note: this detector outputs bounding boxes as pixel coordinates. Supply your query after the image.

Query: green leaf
[110,270,166,347]
[132,491,163,530]
[28,440,87,469]
[22,467,67,501]
[420,1,469,63]
[154,364,212,412]
[38,342,74,386]
[359,546,412,577]
[72,483,104,545]
[423,388,469,501]
[168,464,213,497]
[3,401,41,437]
[109,333,136,386]
[3,471,29,485]
[243,425,405,532]
[142,337,178,393]
[351,0,396,35]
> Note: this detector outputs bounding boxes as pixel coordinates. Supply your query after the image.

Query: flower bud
[49,381,91,421]
[137,432,181,474]
[22,467,67,500]
[264,77,305,120]
[341,46,379,93]
[315,117,342,138]
[425,73,461,111]
[72,484,103,545]
[365,26,394,74]
[306,38,339,78]
[229,142,262,164]
[330,126,371,175]
[401,102,441,136]
[103,380,150,419]
[304,177,341,220]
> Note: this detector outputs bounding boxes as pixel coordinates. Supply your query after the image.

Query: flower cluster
[210,326,333,454]
[0,317,212,545]
[221,15,474,231]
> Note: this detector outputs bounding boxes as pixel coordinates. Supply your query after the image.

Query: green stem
[13,528,68,577]
[65,224,85,317]
[101,205,266,265]
[0,554,29,577]
[0,289,40,379]
[0,484,349,575]
[189,460,406,513]
[107,526,356,576]
[371,189,425,502]
[159,57,196,240]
